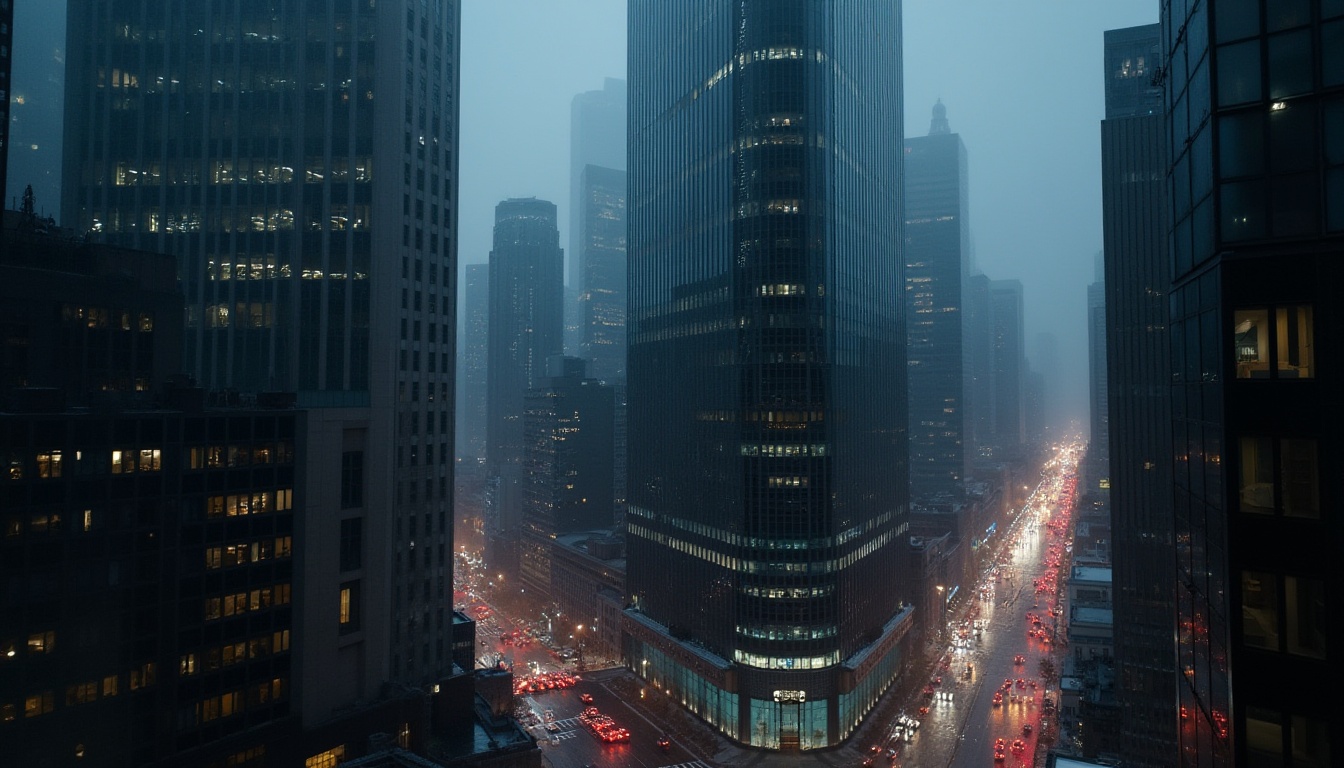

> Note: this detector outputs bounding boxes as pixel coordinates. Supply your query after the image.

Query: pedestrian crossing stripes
[658,762,713,768]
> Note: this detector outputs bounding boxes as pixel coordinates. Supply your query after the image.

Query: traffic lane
[527,675,685,768]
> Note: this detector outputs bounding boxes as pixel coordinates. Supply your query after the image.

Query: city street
[864,441,1080,768]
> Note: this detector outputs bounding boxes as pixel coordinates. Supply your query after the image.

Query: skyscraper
[905,100,971,500]
[579,164,629,384]
[1086,273,1108,491]
[625,1,911,750]
[459,263,489,464]
[989,279,1026,453]
[60,0,462,708]
[567,79,627,356]
[1101,23,1175,766]
[518,357,615,601]
[1160,3,1341,765]
[485,198,563,573]
[964,272,995,457]
[568,78,627,293]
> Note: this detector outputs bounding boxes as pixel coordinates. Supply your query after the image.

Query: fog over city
[5,0,1157,434]
[460,0,1159,434]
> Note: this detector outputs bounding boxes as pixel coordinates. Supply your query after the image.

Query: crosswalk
[658,762,713,768]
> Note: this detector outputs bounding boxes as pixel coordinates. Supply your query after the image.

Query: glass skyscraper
[1160,2,1341,765]
[624,0,912,750]
[1101,23,1176,766]
[905,101,971,501]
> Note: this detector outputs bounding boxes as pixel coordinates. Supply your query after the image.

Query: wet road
[881,443,1080,768]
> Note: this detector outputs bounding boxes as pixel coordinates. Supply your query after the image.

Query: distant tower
[929,98,951,135]
[485,198,563,573]
[905,101,971,500]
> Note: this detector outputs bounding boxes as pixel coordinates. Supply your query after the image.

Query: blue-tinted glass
[1268,101,1314,172]
[1216,41,1262,107]
[1219,179,1266,240]
[1324,21,1344,87]
[1218,111,1263,178]
[1268,30,1312,99]
[1269,173,1317,237]
[1214,0,1260,43]
[1325,168,1344,231]
[1266,0,1309,31]
[1327,0,1344,19]
[1326,100,1344,165]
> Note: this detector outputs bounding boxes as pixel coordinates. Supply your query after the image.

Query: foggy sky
[7,1,1159,434]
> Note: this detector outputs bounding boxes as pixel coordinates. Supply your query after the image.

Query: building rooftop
[1071,566,1112,584]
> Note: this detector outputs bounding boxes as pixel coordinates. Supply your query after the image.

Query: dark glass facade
[0,0,11,202]
[1101,23,1177,767]
[1160,2,1342,765]
[904,106,970,500]
[485,198,563,572]
[989,279,1025,454]
[459,263,488,463]
[625,0,911,750]
[579,164,629,385]
[519,358,615,599]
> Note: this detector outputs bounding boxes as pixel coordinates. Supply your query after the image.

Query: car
[1013,654,1026,665]
[545,722,560,732]
[1011,739,1026,755]
[657,736,671,752]
[1023,723,1033,735]
[580,693,594,704]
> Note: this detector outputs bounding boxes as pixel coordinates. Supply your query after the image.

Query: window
[36,451,62,478]
[1234,306,1313,378]
[341,451,364,508]
[129,662,156,690]
[305,746,346,768]
[1242,571,1281,651]
[340,518,363,572]
[138,448,162,472]
[102,675,118,697]
[65,681,98,705]
[1285,577,1326,658]
[1238,437,1319,518]
[27,631,54,654]
[24,691,54,718]
[180,654,197,676]
[1244,707,1282,764]
[339,581,361,633]
[111,450,135,474]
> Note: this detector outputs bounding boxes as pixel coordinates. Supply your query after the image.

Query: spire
[929,99,950,135]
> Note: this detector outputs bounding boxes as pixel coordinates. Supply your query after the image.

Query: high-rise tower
[989,279,1026,454]
[1101,23,1175,766]
[61,0,462,697]
[1160,3,1341,765]
[485,198,563,574]
[905,100,971,500]
[625,0,911,750]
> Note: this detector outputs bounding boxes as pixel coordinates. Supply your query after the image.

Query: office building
[1160,3,1341,765]
[59,0,463,749]
[964,272,995,458]
[459,264,489,465]
[1086,274,1108,493]
[567,79,627,356]
[625,1,912,750]
[568,78,627,294]
[1100,23,1176,766]
[485,198,563,574]
[905,100,971,500]
[518,357,615,600]
[579,165,629,384]
[989,279,1026,453]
